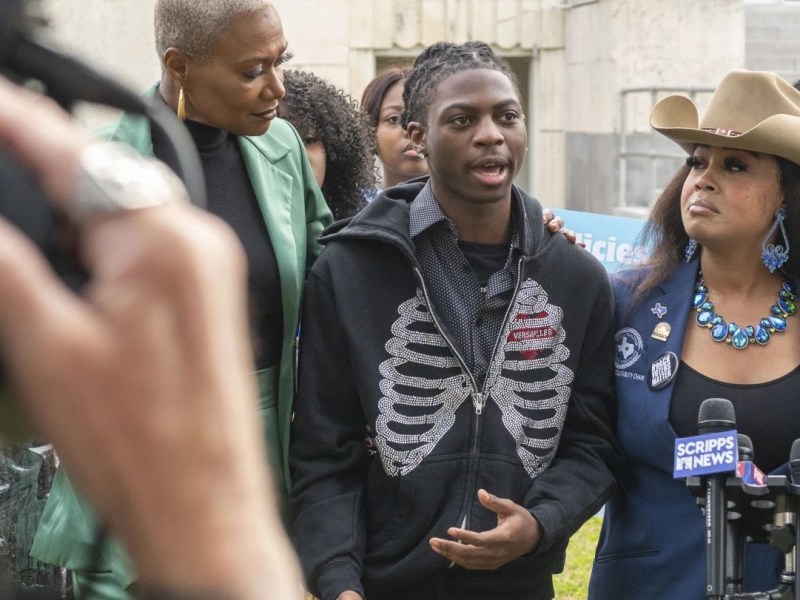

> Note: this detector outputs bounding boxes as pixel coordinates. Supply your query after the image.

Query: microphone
[790,439,800,600]
[755,440,799,600]
[698,397,737,600]
[736,439,767,487]
[725,433,753,595]
[790,440,800,485]
[738,434,753,462]
[698,398,736,434]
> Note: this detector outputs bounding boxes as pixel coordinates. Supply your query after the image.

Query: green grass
[553,515,602,599]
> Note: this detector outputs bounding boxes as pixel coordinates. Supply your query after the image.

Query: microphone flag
[674,430,738,478]
[735,461,767,486]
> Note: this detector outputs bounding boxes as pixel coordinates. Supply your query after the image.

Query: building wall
[42,0,160,92]
[561,0,744,215]
[35,0,792,213]
[746,2,800,83]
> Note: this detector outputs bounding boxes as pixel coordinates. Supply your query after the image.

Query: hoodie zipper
[413,266,479,398]
[413,258,525,537]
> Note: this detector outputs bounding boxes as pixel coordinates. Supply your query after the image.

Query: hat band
[701,127,742,137]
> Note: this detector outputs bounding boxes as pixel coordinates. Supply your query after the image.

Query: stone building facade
[40,0,800,214]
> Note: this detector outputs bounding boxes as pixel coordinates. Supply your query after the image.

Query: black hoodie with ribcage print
[290,177,622,600]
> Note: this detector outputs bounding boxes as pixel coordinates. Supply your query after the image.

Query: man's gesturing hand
[429,489,542,570]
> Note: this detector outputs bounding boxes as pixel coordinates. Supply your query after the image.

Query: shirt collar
[409,181,452,238]
[410,181,521,255]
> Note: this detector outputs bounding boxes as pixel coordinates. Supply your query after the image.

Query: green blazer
[30,100,332,594]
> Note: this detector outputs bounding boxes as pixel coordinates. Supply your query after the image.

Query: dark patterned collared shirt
[410,182,521,388]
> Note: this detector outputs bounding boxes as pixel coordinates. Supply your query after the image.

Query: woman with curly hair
[278,69,376,219]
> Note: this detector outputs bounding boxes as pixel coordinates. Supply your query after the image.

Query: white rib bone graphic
[375,280,573,479]
[487,279,573,478]
[375,292,469,476]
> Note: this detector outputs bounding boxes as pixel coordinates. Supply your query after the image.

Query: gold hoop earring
[177,87,186,121]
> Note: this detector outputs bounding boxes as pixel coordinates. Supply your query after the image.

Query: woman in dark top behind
[360,65,428,192]
[30,1,331,598]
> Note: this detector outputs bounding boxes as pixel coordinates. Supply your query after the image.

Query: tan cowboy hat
[650,69,800,165]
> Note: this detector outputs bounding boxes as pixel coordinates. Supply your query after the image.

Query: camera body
[0,146,84,287]
[0,0,83,282]
[0,0,43,80]
[0,0,86,391]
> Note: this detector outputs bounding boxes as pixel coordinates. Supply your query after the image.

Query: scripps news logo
[673,431,738,478]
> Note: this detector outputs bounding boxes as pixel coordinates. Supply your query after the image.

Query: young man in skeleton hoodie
[289,42,621,600]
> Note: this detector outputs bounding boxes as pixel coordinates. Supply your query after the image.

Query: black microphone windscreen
[737,433,753,461]
[697,397,736,434]
[790,439,800,485]
[791,439,800,463]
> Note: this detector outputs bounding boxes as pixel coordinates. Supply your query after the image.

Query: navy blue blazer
[588,258,782,600]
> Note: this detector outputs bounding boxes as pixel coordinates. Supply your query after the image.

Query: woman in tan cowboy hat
[588,69,800,599]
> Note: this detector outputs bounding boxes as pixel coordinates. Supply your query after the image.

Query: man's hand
[336,592,364,600]
[429,489,541,570]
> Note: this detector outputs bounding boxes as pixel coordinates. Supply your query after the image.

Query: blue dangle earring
[762,206,790,273]
[684,238,698,263]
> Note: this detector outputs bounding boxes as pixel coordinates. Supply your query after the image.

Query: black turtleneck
[151,100,283,370]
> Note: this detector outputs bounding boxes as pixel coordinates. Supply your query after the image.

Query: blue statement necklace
[692,274,798,350]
